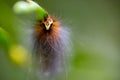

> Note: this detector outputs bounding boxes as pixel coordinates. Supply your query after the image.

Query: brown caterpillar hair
[33,15,69,78]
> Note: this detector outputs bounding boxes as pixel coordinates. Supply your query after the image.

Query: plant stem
[26,0,32,3]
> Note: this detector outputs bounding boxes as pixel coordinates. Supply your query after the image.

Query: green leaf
[0,27,12,49]
[13,0,48,20]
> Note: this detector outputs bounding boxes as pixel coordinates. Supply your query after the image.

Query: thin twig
[26,0,32,3]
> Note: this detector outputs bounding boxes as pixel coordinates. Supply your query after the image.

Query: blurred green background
[0,0,120,80]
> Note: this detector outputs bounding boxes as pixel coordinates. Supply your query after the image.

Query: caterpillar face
[43,17,53,30]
